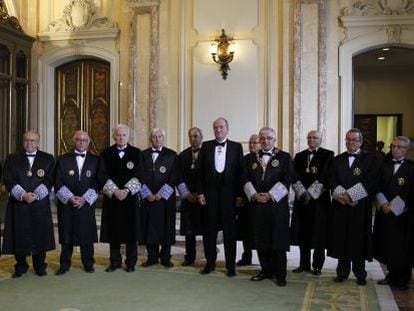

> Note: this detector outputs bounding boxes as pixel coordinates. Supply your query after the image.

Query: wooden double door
[55,59,110,156]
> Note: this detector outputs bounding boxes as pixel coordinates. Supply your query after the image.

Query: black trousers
[109,242,137,268]
[184,235,196,263]
[60,243,94,270]
[299,247,325,270]
[147,244,171,263]
[15,251,46,273]
[257,249,287,281]
[336,258,366,279]
[240,240,252,260]
[387,264,412,286]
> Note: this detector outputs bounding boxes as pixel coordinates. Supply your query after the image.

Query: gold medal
[27,171,32,177]
[68,170,75,176]
[397,177,405,186]
[160,166,167,174]
[353,167,361,176]
[37,169,45,177]
[126,161,134,169]
[311,166,318,174]
[86,170,92,177]
[252,163,258,170]
[271,159,279,167]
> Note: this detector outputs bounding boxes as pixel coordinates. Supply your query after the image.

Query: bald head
[248,134,260,153]
[307,130,322,150]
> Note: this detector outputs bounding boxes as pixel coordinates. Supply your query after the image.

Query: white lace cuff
[269,182,288,203]
[34,184,49,201]
[243,182,257,201]
[83,189,99,206]
[124,177,141,195]
[375,192,388,206]
[177,182,190,198]
[140,184,152,199]
[292,181,306,200]
[332,185,346,202]
[307,180,324,200]
[11,184,25,201]
[158,184,174,200]
[103,179,119,198]
[347,182,368,202]
[56,186,74,204]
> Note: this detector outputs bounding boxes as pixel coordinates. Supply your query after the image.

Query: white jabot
[347,149,360,167]
[117,146,126,159]
[393,158,405,174]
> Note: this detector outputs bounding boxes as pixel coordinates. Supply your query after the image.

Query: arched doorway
[353,47,414,159]
[55,59,110,156]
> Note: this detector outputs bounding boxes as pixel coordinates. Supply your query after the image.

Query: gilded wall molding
[344,0,414,16]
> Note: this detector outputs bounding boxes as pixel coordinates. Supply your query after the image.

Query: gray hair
[346,128,363,141]
[188,127,203,138]
[72,130,90,142]
[394,136,411,148]
[113,124,130,136]
[259,127,276,137]
[150,128,166,137]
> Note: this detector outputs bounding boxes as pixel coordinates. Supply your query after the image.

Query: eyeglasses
[75,138,89,142]
[345,138,361,143]
[24,139,38,143]
[392,144,408,149]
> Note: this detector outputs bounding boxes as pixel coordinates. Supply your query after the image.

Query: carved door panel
[56,59,110,156]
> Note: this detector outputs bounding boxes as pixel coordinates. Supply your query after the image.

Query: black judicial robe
[139,147,178,245]
[2,151,55,254]
[290,147,333,249]
[99,144,141,244]
[242,150,293,251]
[373,159,414,268]
[177,147,203,236]
[55,152,99,245]
[236,153,255,242]
[327,151,379,261]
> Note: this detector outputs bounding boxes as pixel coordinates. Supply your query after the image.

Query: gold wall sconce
[210,29,235,80]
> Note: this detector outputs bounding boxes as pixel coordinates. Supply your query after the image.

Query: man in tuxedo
[2,131,55,278]
[291,130,333,276]
[242,127,293,286]
[197,117,244,277]
[99,124,142,272]
[55,130,99,275]
[328,128,379,286]
[236,134,261,266]
[177,127,204,266]
[374,136,414,290]
[139,128,177,268]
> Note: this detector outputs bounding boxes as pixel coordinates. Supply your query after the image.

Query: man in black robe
[2,131,55,278]
[197,117,244,277]
[177,127,204,266]
[328,128,379,286]
[291,130,333,276]
[236,134,260,266]
[242,127,293,286]
[55,130,99,275]
[139,128,178,268]
[99,124,141,272]
[374,136,414,290]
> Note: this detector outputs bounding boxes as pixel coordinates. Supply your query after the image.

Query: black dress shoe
[12,271,23,278]
[312,269,322,276]
[56,268,68,276]
[236,258,252,266]
[35,270,47,277]
[226,269,236,277]
[292,267,310,273]
[125,266,135,272]
[200,266,215,275]
[161,261,174,268]
[357,277,366,286]
[84,267,95,273]
[377,279,390,285]
[250,272,272,281]
[105,265,120,272]
[334,276,346,283]
[276,279,287,287]
[141,260,158,267]
[181,260,194,267]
